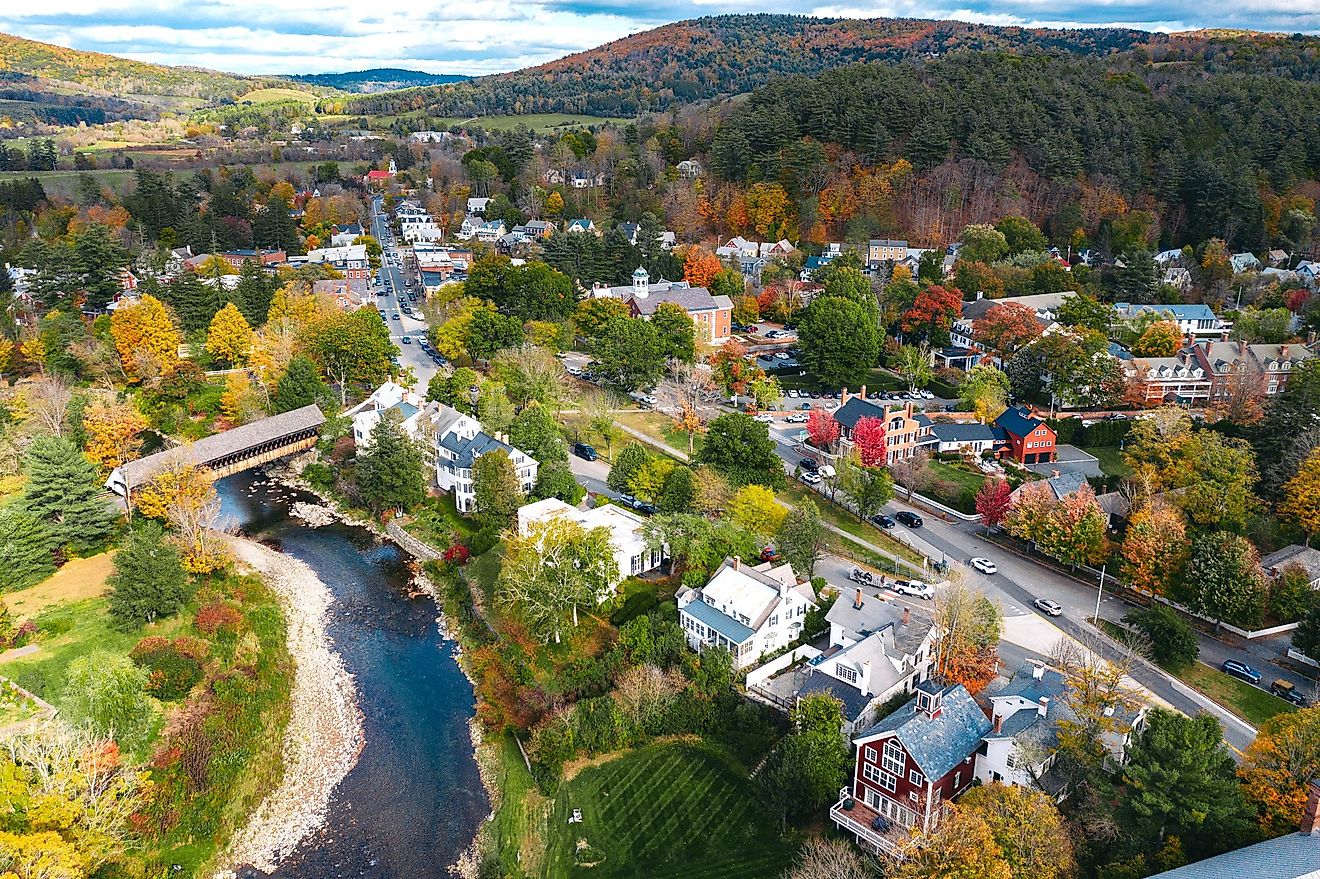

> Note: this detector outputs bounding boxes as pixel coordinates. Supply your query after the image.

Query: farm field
[417,113,632,132]
[238,87,318,105]
[544,742,794,879]
[0,167,136,197]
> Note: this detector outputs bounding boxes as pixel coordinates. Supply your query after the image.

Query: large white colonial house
[516,497,665,595]
[677,558,817,669]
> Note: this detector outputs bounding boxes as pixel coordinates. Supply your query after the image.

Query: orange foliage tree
[683,247,723,288]
[82,399,148,473]
[1239,707,1320,836]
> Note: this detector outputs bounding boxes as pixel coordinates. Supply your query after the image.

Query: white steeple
[632,266,649,298]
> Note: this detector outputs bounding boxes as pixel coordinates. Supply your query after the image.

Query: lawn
[4,551,116,619]
[238,87,318,105]
[488,733,553,877]
[776,481,926,573]
[405,494,477,551]
[1178,661,1298,727]
[924,460,987,514]
[545,741,794,879]
[431,113,634,133]
[1085,446,1132,479]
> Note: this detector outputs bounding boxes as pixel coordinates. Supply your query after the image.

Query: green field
[1085,446,1132,478]
[431,113,633,133]
[0,168,136,198]
[925,459,987,513]
[546,742,794,879]
[238,87,318,105]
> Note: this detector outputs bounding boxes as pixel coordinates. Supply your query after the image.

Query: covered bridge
[107,404,325,504]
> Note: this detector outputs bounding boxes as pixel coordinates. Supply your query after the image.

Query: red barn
[830,681,990,855]
[994,406,1056,464]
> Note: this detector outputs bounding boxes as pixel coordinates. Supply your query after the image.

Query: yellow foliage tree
[1279,448,1320,545]
[265,284,323,330]
[269,181,297,204]
[205,302,254,366]
[220,370,265,424]
[545,191,565,217]
[1239,707,1320,836]
[19,334,45,370]
[133,461,214,521]
[728,484,788,539]
[109,294,181,382]
[0,338,13,375]
[82,400,148,473]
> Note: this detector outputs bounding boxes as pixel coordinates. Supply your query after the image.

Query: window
[909,770,922,786]
[882,740,905,776]
[836,664,858,684]
[879,771,897,793]
[954,771,961,788]
[1006,753,1017,769]
[909,791,919,802]
[862,762,882,784]
[865,745,877,762]
[769,615,779,627]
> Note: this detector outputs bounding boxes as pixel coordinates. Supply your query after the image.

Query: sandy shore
[216,535,364,877]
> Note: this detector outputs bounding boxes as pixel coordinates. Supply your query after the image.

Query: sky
[2,1,1319,77]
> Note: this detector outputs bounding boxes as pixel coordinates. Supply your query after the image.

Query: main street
[370,196,438,387]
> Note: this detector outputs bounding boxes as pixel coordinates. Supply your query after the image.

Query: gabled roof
[929,422,1002,443]
[683,597,756,644]
[994,406,1046,439]
[856,683,991,781]
[827,591,935,655]
[1260,545,1320,581]
[833,396,888,431]
[1143,831,1320,879]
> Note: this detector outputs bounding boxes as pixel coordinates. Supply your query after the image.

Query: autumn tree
[132,461,214,522]
[1132,320,1183,357]
[204,301,254,366]
[1050,635,1143,775]
[1279,447,1320,545]
[837,458,894,523]
[960,364,1011,423]
[728,484,788,539]
[82,399,148,474]
[889,806,1011,879]
[901,284,962,346]
[1240,707,1320,836]
[1121,502,1189,595]
[1037,484,1108,569]
[109,293,180,382]
[851,416,888,466]
[683,247,722,287]
[973,302,1044,359]
[959,783,1077,879]
[935,578,1001,694]
[894,343,934,392]
[805,409,840,452]
[975,479,1012,532]
[498,516,618,642]
[1185,531,1266,628]
[890,449,930,501]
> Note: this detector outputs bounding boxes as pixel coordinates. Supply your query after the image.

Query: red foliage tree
[972,302,1043,357]
[975,479,1012,532]
[852,416,888,467]
[1286,288,1312,313]
[806,409,840,451]
[683,247,722,287]
[901,284,963,337]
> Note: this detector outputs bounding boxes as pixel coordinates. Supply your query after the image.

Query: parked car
[1221,659,1261,684]
[870,513,896,529]
[800,471,822,485]
[895,511,923,528]
[894,580,935,600]
[401,335,412,344]
[567,366,582,376]
[753,413,775,423]
[634,500,658,515]
[800,403,812,410]
[1034,598,1063,617]
[970,557,998,575]
[799,457,820,471]
[786,413,809,424]
[572,442,597,461]
[391,312,401,320]
[1270,679,1308,706]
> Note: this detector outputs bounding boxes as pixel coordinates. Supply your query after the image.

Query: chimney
[859,385,867,400]
[1282,344,1290,360]
[1037,696,1050,718]
[732,557,740,572]
[1239,339,1247,355]
[859,660,872,696]
[1051,469,1061,479]
[842,387,850,405]
[1032,664,1045,680]
[854,588,864,610]
[1302,779,1320,835]
[993,713,1003,734]
[779,577,790,599]
[901,607,911,626]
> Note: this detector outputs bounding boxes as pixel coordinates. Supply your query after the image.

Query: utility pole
[1093,563,1107,621]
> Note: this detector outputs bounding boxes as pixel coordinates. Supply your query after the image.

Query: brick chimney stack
[1038,696,1050,718]
[1302,779,1320,835]
[993,713,1003,734]
[901,606,910,626]
[854,588,863,610]
[732,557,740,572]
[859,385,867,400]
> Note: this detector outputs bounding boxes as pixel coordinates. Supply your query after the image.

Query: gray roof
[1145,832,1320,879]
[1261,545,1320,582]
[1041,471,1088,500]
[856,683,991,780]
[112,405,325,490]
[799,670,873,720]
[624,285,720,315]
[683,596,755,644]
[929,422,1002,443]
[439,431,518,469]
[827,591,935,656]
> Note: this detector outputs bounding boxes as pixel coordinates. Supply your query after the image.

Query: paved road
[370,197,438,388]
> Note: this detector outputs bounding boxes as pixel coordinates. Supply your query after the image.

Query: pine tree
[232,259,274,327]
[355,412,425,513]
[0,508,57,591]
[165,272,221,332]
[272,355,328,413]
[22,435,119,553]
[107,522,189,627]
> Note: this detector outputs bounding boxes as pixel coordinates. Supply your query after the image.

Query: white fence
[1288,647,1320,669]
[746,645,821,690]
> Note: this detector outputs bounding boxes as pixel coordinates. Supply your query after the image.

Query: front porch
[829,789,908,857]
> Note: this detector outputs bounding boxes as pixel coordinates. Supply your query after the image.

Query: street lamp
[1093,563,1107,621]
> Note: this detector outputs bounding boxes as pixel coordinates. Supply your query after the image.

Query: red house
[830,681,990,855]
[994,406,1056,464]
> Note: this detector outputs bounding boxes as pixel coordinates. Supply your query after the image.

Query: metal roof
[682,597,756,645]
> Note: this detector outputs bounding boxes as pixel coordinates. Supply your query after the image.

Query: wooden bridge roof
[111,404,325,492]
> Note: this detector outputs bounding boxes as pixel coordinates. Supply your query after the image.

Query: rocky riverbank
[216,536,364,877]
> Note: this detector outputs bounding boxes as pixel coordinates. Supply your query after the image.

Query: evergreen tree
[509,402,567,466]
[355,412,425,513]
[107,522,189,627]
[0,508,57,591]
[165,272,222,332]
[22,435,118,553]
[272,355,328,413]
[253,195,302,254]
[232,259,275,327]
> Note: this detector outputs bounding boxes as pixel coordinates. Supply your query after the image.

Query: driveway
[1030,444,1102,478]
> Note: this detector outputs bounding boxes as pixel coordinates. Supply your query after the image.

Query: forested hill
[0,32,277,101]
[709,51,1320,252]
[337,14,1320,118]
[286,68,468,93]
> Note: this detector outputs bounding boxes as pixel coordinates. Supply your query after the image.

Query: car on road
[567,366,582,376]
[401,336,412,344]
[870,513,896,529]
[753,413,775,423]
[800,471,822,485]
[786,413,808,423]
[895,511,923,528]
[799,457,819,471]
[572,442,598,461]
[1034,598,1063,617]
[893,580,934,599]
[1221,659,1262,684]
[1270,679,1308,706]
[391,312,401,320]
[970,557,997,575]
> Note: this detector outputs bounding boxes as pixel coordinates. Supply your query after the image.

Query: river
[217,469,489,878]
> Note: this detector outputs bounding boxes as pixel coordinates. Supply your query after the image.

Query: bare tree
[168,484,233,574]
[614,664,685,728]
[27,376,73,436]
[654,361,721,455]
[1048,634,1144,774]
[783,837,880,879]
[890,450,931,501]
